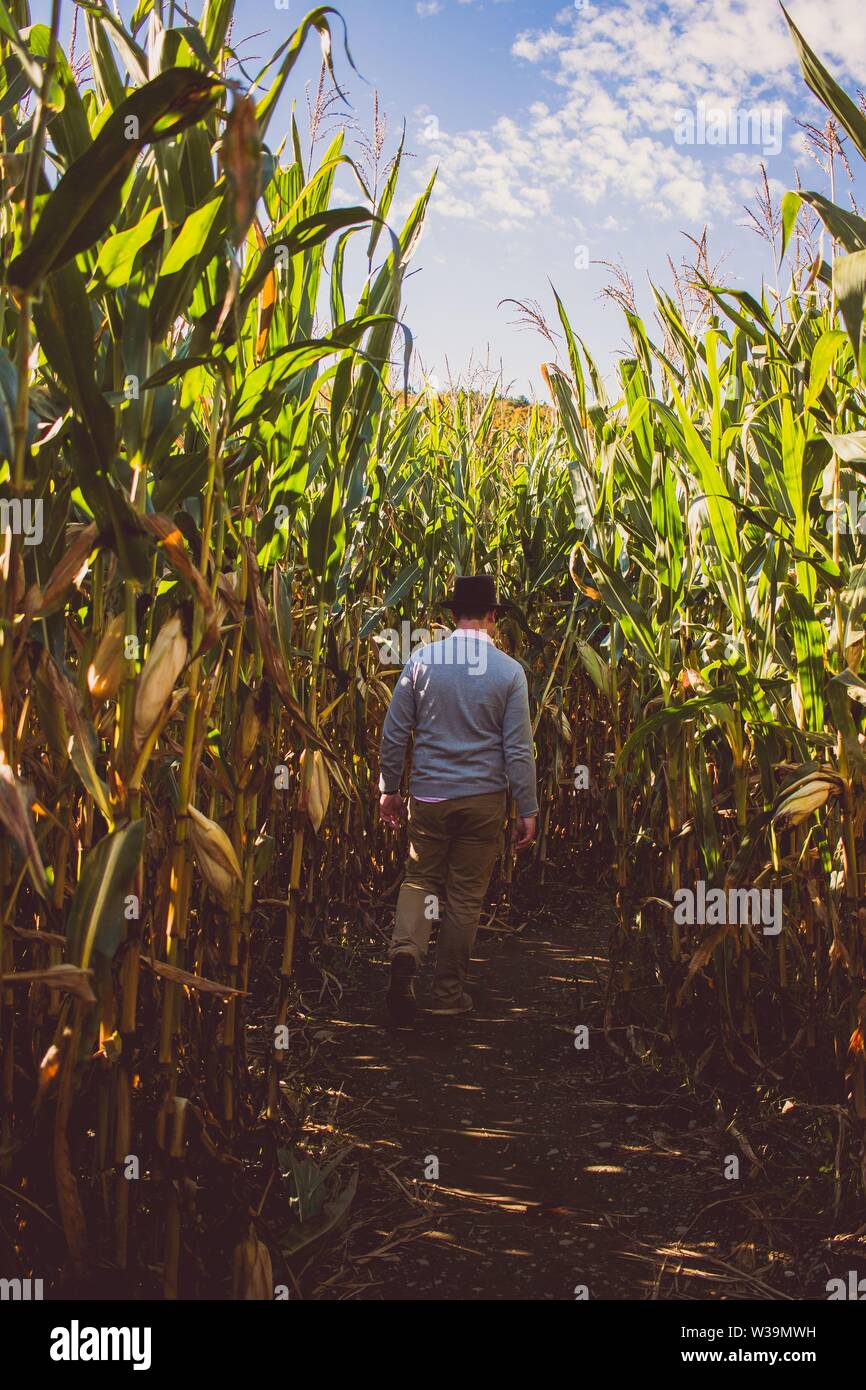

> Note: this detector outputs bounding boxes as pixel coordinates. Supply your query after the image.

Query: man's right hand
[512,814,537,851]
[379,792,405,828]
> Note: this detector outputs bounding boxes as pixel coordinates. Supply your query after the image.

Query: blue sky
[278,0,866,396]
[32,0,866,396]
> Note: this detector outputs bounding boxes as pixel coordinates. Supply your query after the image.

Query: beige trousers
[390,792,506,1005]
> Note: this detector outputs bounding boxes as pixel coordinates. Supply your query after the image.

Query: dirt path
[297,872,847,1301]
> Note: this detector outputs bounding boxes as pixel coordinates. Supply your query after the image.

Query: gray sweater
[378,632,539,816]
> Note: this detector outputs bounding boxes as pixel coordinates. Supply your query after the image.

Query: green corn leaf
[360,562,424,638]
[834,251,866,376]
[650,449,684,624]
[617,688,739,770]
[781,186,866,266]
[202,0,234,58]
[785,585,826,732]
[307,474,346,599]
[148,193,224,343]
[7,67,222,290]
[88,209,161,293]
[32,261,115,470]
[66,821,146,970]
[782,6,866,161]
[255,7,358,141]
[580,548,663,674]
[805,329,849,409]
[690,739,721,883]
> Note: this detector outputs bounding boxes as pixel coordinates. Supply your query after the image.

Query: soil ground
[288,864,866,1301]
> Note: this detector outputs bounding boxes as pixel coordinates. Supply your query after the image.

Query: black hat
[441,575,503,615]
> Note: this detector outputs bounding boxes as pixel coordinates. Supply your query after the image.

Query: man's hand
[512,814,537,852]
[379,792,405,828]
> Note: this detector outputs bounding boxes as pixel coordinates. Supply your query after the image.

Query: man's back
[379,631,538,816]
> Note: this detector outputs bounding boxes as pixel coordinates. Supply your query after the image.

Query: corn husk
[234,690,262,787]
[87,613,127,703]
[298,748,330,833]
[772,775,841,828]
[232,1223,273,1300]
[133,614,188,749]
[775,767,842,798]
[187,804,242,908]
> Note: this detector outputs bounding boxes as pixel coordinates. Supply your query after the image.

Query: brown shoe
[425,993,473,1017]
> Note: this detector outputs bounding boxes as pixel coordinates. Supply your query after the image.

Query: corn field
[2,0,866,1300]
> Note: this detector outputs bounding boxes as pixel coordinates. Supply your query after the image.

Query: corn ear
[298,748,330,833]
[187,804,243,908]
[133,614,188,750]
[234,689,262,787]
[87,614,127,703]
[232,1223,273,1300]
[772,777,840,828]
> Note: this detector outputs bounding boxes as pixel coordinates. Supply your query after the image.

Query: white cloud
[416,1,442,16]
[409,0,863,235]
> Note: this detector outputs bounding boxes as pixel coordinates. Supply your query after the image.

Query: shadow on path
[303,881,827,1300]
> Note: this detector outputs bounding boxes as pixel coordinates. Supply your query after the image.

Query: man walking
[378,576,538,1024]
